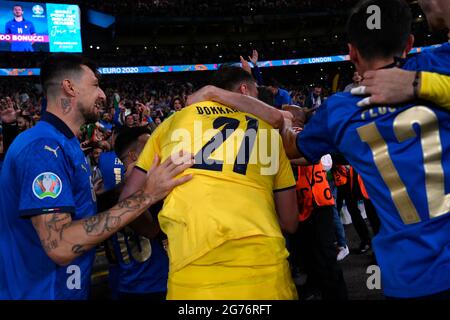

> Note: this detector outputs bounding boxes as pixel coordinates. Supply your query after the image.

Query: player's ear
[348,43,362,69]
[239,83,248,95]
[402,34,414,58]
[129,150,138,162]
[61,79,76,97]
[348,43,358,64]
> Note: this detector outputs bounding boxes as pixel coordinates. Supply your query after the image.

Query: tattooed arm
[31,153,193,266]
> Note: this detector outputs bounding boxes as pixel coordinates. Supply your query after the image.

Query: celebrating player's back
[295,0,450,298]
[120,67,298,299]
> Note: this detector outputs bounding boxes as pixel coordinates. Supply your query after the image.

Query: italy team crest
[32,172,62,199]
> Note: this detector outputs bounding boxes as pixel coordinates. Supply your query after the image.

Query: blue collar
[41,112,75,139]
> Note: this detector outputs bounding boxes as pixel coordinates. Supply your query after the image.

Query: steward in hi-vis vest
[296,163,335,221]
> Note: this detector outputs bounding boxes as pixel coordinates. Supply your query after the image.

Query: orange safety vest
[331,165,348,186]
[357,174,369,200]
[349,167,370,200]
[296,164,335,222]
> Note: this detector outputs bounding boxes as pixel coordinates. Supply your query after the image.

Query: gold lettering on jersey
[361,106,397,120]
[369,108,378,118]
[114,168,122,185]
[357,106,449,224]
[393,106,449,218]
[357,122,420,224]
[116,227,152,264]
[378,107,387,115]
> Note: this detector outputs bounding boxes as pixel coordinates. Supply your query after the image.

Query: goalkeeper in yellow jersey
[119,67,299,300]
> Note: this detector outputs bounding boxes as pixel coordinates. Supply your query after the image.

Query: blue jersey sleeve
[404,43,450,74]
[16,138,76,217]
[284,90,292,105]
[29,21,36,34]
[296,101,338,163]
[5,21,11,34]
[98,152,125,192]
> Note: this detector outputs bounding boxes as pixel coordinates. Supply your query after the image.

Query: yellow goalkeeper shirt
[136,101,295,272]
[420,71,450,109]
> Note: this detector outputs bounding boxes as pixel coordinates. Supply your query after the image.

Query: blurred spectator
[124,113,136,128]
[16,113,31,132]
[266,79,292,109]
[344,72,362,92]
[304,85,323,110]
[171,96,185,112]
[90,145,104,183]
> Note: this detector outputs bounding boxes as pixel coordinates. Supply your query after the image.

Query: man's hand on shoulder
[351,68,416,107]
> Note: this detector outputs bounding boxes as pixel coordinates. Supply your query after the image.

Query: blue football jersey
[5,19,35,52]
[297,43,450,298]
[98,151,125,192]
[0,112,97,299]
[107,228,168,295]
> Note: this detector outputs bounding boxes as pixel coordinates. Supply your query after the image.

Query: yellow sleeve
[135,118,172,172]
[274,134,296,191]
[420,72,450,110]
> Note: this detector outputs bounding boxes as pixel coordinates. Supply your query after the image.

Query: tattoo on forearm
[42,239,59,252]
[33,213,71,254]
[45,214,71,239]
[35,190,151,258]
[61,98,72,115]
[71,244,87,255]
[83,215,101,234]
[82,190,152,236]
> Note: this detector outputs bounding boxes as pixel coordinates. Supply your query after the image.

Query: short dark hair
[170,96,185,108]
[211,66,256,91]
[114,126,151,159]
[346,0,412,60]
[13,4,23,9]
[265,78,281,88]
[40,54,99,96]
[257,86,275,106]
